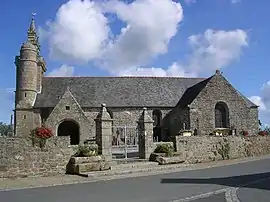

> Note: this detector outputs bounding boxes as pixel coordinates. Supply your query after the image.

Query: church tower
[14,14,46,136]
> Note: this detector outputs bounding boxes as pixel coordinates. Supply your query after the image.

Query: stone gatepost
[137,107,154,159]
[94,103,113,160]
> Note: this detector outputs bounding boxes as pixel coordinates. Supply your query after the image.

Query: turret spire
[27,12,40,53]
[28,13,36,33]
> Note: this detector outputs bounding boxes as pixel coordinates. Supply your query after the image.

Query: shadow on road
[161,172,270,190]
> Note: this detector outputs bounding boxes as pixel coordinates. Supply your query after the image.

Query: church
[14,17,260,144]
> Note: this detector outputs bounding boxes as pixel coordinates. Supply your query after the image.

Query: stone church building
[14,17,259,144]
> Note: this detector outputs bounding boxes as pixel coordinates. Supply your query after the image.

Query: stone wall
[0,137,76,178]
[175,136,270,163]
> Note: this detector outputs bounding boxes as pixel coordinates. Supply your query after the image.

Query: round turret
[16,40,38,107]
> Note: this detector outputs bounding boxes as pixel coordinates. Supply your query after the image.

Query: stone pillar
[137,107,154,159]
[94,104,113,160]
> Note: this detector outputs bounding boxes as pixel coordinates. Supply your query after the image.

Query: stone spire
[27,13,40,53]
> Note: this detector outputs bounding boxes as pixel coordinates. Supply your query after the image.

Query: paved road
[1,158,270,202]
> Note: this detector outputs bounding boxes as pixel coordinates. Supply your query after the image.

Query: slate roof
[34,76,257,108]
[176,76,213,107]
[34,77,205,108]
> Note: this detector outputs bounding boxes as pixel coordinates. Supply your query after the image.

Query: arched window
[152,109,162,141]
[152,109,162,127]
[215,102,229,128]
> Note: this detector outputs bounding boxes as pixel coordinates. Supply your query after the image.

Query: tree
[0,122,12,136]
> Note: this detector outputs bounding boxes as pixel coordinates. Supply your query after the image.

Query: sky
[0,0,270,126]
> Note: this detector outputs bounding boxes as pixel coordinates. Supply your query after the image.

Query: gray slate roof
[34,77,205,108]
[34,76,257,108]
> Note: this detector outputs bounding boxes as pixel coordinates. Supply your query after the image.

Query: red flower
[242,131,248,136]
[32,127,53,139]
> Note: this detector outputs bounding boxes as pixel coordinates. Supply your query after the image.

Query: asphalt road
[1,158,270,202]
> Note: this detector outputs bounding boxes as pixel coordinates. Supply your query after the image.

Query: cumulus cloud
[184,29,248,75]
[102,0,183,72]
[42,0,183,73]
[41,0,247,77]
[47,65,75,77]
[42,0,110,62]
[122,29,248,77]
[249,81,270,125]
[118,62,196,77]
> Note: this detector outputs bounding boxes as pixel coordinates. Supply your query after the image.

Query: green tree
[0,122,12,136]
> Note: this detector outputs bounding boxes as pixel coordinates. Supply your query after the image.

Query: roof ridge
[44,76,206,79]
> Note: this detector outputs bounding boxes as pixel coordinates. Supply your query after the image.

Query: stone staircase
[78,160,160,177]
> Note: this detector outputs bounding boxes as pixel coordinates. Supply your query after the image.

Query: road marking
[168,188,229,202]
[169,176,270,202]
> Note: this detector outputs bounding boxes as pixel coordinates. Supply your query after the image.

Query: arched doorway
[215,102,229,128]
[57,120,80,145]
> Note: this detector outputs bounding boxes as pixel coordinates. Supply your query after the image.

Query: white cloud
[249,96,266,110]
[102,0,183,73]
[118,62,196,77]
[42,0,183,74]
[121,29,248,77]
[179,29,247,76]
[42,0,247,77]
[48,65,75,77]
[249,81,270,125]
[43,0,110,63]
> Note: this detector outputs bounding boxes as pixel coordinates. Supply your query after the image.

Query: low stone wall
[0,137,76,178]
[175,136,270,163]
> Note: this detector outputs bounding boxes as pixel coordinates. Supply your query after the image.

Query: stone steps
[78,162,190,178]
[112,161,158,170]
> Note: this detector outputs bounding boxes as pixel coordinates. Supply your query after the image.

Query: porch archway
[57,120,80,145]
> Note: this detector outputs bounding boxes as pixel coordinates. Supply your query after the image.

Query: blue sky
[0,0,270,125]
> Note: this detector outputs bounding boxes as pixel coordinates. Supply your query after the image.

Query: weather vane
[32,12,36,19]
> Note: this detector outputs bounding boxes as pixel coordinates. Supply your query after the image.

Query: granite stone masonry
[0,137,75,178]
[174,136,270,164]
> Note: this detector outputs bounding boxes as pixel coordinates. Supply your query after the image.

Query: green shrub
[74,144,98,157]
[154,144,174,157]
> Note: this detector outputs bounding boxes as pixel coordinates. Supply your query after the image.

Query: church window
[215,102,229,128]
[23,115,26,119]
[152,109,162,142]
[24,93,27,97]
[152,109,162,127]
[66,106,70,110]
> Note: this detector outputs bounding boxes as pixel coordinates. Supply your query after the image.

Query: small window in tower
[24,93,27,97]
[23,115,27,119]
[66,106,70,110]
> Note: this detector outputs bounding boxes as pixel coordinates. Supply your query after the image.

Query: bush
[74,144,98,157]
[154,144,174,157]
